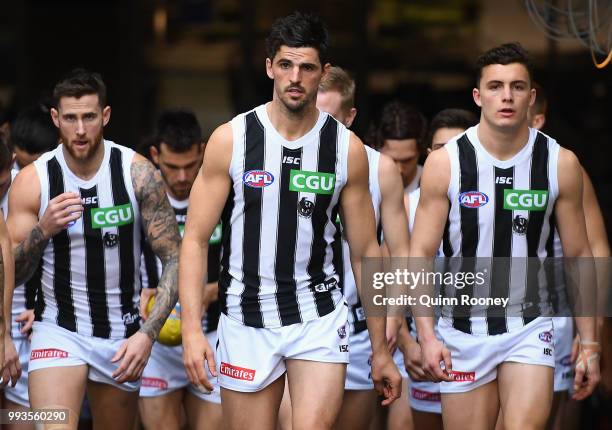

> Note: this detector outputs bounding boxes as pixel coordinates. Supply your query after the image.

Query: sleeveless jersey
[442,126,560,335]
[219,104,350,328]
[33,140,142,339]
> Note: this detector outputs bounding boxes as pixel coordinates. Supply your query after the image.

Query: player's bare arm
[0,215,20,384]
[581,167,610,258]
[132,154,181,341]
[378,154,410,348]
[409,148,453,382]
[111,155,181,383]
[179,122,232,390]
[0,220,5,368]
[8,165,83,285]
[341,133,402,405]
[554,147,600,400]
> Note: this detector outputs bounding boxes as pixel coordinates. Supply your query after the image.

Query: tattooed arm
[132,155,181,341]
[7,165,83,285]
[111,154,180,384]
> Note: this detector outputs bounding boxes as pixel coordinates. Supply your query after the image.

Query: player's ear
[150,145,160,166]
[102,106,111,127]
[266,58,274,80]
[50,107,60,128]
[473,88,482,107]
[345,108,357,128]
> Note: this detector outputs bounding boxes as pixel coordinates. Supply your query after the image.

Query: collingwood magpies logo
[512,215,528,235]
[103,232,119,248]
[298,197,314,218]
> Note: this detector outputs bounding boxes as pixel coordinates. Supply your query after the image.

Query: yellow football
[147,297,182,346]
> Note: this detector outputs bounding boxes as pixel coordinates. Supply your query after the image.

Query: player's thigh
[441,380,499,430]
[286,359,346,430]
[2,397,35,430]
[221,373,285,430]
[412,409,443,430]
[138,389,184,430]
[335,389,378,430]
[497,362,553,430]
[277,375,293,430]
[28,365,88,429]
[86,379,139,430]
[185,390,222,430]
[386,377,413,430]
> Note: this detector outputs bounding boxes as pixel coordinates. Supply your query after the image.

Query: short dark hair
[319,66,355,112]
[476,42,533,87]
[266,11,330,65]
[11,103,58,155]
[428,109,478,147]
[368,101,427,153]
[531,81,548,116]
[154,109,202,153]
[0,131,11,172]
[53,68,107,108]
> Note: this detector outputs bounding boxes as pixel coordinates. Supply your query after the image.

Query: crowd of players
[0,10,610,430]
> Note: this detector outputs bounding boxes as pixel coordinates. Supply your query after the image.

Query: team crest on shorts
[103,232,119,248]
[512,215,528,235]
[538,331,553,343]
[298,197,314,218]
[337,324,347,339]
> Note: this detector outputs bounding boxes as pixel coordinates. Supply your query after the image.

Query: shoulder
[9,163,41,210]
[11,163,40,190]
[130,154,164,200]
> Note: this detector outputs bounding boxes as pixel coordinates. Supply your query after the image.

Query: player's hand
[111,330,153,383]
[15,310,35,335]
[182,329,216,392]
[1,336,22,387]
[38,192,83,238]
[420,337,453,382]
[386,316,403,354]
[139,288,157,321]
[370,349,402,406]
[572,341,601,400]
[401,337,426,381]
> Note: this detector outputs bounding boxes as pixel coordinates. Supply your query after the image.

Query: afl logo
[459,191,489,208]
[243,170,274,188]
[539,331,553,343]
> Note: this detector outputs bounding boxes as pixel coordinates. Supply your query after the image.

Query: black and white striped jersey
[442,126,560,335]
[340,146,381,332]
[32,141,142,339]
[3,169,37,339]
[218,104,350,328]
[140,194,222,333]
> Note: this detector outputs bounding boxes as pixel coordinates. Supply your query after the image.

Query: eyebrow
[486,79,528,85]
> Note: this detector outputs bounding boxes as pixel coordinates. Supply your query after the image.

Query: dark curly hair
[476,42,533,87]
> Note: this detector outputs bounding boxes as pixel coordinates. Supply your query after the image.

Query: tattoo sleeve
[14,225,49,285]
[132,159,181,341]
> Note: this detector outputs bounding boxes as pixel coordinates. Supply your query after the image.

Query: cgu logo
[503,189,548,211]
[289,170,336,195]
[82,196,98,205]
[209,223,222,244]
[458,191,489,208]
[243,170,274,188]
[92,204,134,229]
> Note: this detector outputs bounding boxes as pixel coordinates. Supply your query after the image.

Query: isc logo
[82,196,98,205]
[495,177,513,184]
[243,170,274,188]
[91,204,134,229]
[282,156,300,164]
[458,191,489,208]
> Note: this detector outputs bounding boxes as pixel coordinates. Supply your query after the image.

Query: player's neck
[267,99,319,141]
[477,120,531,161]
[62,138,106,181]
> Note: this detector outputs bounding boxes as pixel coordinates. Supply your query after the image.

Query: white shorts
[140,331,221,404]
[409,380,441,414]
[345,329,372,390]
[552,317,573,392]
[29,321,139,392]
[216,303,349,392]
[3,336,31,407]
[438,317,555,394]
